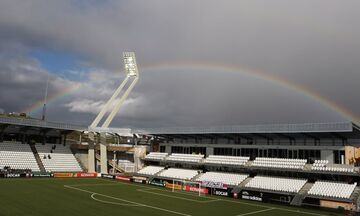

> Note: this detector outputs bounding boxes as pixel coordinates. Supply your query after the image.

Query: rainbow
[22,82,82,115]
[21,63,360,125]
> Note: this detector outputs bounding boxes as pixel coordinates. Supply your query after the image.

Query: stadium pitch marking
[236,208,275,216]
[91,193,142,206]
[85,179,328,216]
[64,185,192,216]
[137,188,220,203]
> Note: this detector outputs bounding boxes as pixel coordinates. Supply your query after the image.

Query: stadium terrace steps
[29,144,46,172]
[290,182,314,206]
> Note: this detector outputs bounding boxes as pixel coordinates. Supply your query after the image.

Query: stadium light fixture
[123,52,138,77]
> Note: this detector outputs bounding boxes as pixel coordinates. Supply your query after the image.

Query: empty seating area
[0,142,40,171]
[245,176,307,193]
[203,155,249,166]
[157,168,199,180]
[196,172,248,186]
[252,157,307,169]
[308,181,357,199]
[36,144,82,172]
[145,152,168,161]
[166,153,204,163]
[311,160,354,173]
[137,166,165,175]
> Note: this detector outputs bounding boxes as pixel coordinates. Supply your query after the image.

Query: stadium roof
[1,115,360,140]
[134,122,359,134]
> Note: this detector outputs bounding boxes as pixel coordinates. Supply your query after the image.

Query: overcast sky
[0,0,359,128]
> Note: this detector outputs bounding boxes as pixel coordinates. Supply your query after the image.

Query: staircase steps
[290,182,313,206]
[29,144,46,172]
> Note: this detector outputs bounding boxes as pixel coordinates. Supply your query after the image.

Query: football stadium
[1,52,360,216]
[1,1,360,216]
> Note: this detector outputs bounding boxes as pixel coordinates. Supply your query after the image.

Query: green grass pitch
[0,178,343,216]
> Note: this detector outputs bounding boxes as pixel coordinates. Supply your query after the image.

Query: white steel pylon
[88,52,139,173]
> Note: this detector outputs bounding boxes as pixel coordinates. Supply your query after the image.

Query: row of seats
[145,152,168,161]
[313,160,329,167]
[311,166,354,173]
[195,172,248,186]
[157,168,199,180]
[137,166,165,175]
[0,142,40,171]
[36,144,82,172]
[308,181,356,199]
[166,153,204,163]
[245,176,307,193]
[204,155,249,166]
[252,157,306,170]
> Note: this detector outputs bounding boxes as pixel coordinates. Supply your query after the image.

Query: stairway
[95,153,125,173]
[239,177,253,188]
[290,182,313,206]
[29,144,46,172]
[74,155,87,172]
[231,177,253,194]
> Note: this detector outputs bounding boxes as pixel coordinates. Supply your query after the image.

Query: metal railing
[132,122,353,135]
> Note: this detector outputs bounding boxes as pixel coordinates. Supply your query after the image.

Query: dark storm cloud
[0,0,359,128]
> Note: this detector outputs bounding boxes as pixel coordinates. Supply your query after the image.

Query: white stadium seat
[157,168,199,180]
[252,157,307,170]
[311,160,354,173]
[308,181,356,199]
[36,144,82,172]
[204,155,249,166]
[144,152,168,161]
[245,176,307,193]
[196,172,248,186]
[166,153,204,163]
[137,166,165,175]
[0,142,40,171]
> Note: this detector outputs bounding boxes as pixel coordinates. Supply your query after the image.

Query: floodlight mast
[89,52,139,129]
[88,52,139,174]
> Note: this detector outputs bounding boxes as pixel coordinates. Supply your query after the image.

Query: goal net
[164,179,208,196]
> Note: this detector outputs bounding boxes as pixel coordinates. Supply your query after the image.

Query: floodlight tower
[88,52,139,173]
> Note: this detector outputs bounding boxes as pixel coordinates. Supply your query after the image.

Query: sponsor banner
[101,174,114,179]
[5,173,21,178]
[76,173,97,178]
[184,186,208,194]
[241,191,262,202]
[213,188,229,197]
[149,181,165,187]
[201,181,227,189]
[115,176,131,181]
[133,176,147,184]
[165,183,182,190]
[133,176,147,181]
[32,172,53,177]
[54,173,74,178]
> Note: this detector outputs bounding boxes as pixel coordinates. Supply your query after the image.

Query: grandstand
[1,116,360,214]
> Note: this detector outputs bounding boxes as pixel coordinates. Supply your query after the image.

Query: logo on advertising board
[101,174,114,179]
[201,181,227,189]
[214,189,228,197]
[184,186,209,194]
[76,173,97,178]
[133,179,143,183]
[115,176,131,181]
[32,173,52,177]
[241,191,262,202]
[133,176,147,181]
[5,173,20,178]
[165,183,182,190]
[54,173,74,178]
